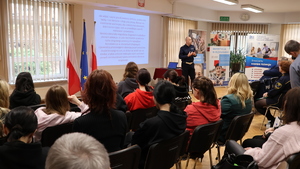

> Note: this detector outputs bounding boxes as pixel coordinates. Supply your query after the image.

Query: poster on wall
[246,34,280,58]
[208,46,230,86]
[245,56,278,81]
[210,31,231,46]
[188,29,207,77]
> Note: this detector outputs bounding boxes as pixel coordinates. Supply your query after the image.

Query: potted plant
[230,49,246,72]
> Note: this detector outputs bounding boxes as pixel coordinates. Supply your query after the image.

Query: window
[6,0,70,83]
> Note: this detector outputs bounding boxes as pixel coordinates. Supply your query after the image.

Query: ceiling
[176,0,300,13]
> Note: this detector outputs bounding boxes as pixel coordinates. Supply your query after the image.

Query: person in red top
[184,76,221,135]
[124,68,155,111]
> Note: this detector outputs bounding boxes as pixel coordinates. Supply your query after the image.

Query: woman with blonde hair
[34,85,88,142]
[218,73,253,143]
[118,62,139,98]
[0,79,10,140]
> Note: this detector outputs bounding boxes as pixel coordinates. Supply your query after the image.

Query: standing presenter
[179,36,197,90]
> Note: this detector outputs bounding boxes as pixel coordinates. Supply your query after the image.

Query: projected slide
[94,10,149,66]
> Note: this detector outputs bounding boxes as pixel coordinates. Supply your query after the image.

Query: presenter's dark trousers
[182,63,195,88]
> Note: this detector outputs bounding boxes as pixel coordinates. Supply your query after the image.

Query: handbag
[212,153,258,169]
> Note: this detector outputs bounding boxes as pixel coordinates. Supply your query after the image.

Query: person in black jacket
[179,37,197,89]
[0,106,48,169]
[9,72,41,109]
[73,69,127,153]
[131,80,187,169]
[118,62,139,98]
[255,60,292,125]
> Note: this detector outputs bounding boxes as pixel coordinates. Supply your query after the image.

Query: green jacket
[218,94,252,143]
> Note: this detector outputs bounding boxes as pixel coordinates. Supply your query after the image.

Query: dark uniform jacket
[266,73,291,107]
[179,44,197,63]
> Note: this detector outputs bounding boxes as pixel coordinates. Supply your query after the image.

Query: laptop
[167,62,178,69]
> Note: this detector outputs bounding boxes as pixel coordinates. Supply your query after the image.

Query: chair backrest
[187,120,223,155]
[128,107,158,131]
[177,130,190,158]
[109,145,141,169]
[225,112,254,142]
[41,122,73,147]
[27,104,46,111]
[287,152,300,169]
[144,131,188,169]
[249,81,260,96]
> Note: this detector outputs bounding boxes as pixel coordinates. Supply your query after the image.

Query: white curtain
[4,0,70,83]
[280,24,300,57]
[163,17,197,67]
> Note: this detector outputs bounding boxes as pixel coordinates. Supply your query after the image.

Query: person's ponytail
[7,124,24,142]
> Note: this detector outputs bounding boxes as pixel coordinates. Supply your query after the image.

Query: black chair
[41,122,73,147]
[27,104,46,111]
[144,131,188,169]
[287,152,300,169]
[109,145,141,169]
[216,112,255,161]
[249,81,260,96]
[185,120,223,169]
[175,130,190,169]
[127,107,158,131]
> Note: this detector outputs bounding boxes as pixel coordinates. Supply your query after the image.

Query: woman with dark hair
[0,106,48,168]
[226,87,300,169]
[73,69,127,153]
[184,76,221,136]
[124,68,155,111]
[131,80,187,168]
[118,62,139,98]
[163,69,191,108]
[34,85,88,142]
[9,72,41,109]
[255,60,291,125]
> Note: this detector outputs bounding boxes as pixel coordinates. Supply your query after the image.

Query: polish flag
[67,26,81,95]
[91,21,97,71]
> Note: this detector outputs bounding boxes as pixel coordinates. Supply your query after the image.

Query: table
[153,68,182,80]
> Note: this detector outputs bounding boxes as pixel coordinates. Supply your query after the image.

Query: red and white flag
[67,26,81,95]
[91,21,97,71]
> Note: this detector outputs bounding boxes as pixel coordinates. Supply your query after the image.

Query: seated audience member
[34,85,88,142]
[209,63,225,86]
[118,62,139,98]
[124,68,155,111]
[73,70,127,153]
[218,73,253,143]
[254,57,288,100]
[0,80,10,140]
[226,87,300,169]
[163,69,191,105]
[255,60,291,125]
[45,133,110,169]
[131,80,187,169]
[0,107,48,169]
[9,72,41,109]
[185,76,221,136]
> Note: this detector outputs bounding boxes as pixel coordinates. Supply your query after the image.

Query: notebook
[167,62,178,69]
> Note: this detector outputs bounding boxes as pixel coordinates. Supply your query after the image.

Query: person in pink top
[226,87,300,169]
[124,68,155,111]
[34,85,88,142]
[184,76,221,136]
